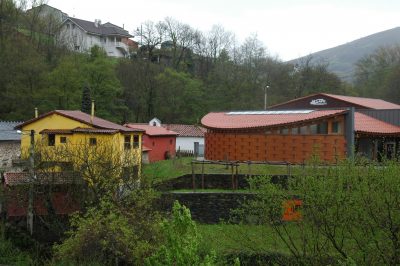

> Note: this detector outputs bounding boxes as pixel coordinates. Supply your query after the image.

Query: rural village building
[202,93,400,163]
[125,122,178,163]
[148,118,206,156]
[2,109,144,218]
[59,17,136,57]
[0,121,21,169]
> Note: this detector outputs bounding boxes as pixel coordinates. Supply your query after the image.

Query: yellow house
[15,110,144,180]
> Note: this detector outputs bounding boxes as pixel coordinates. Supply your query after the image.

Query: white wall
[176,137,204,151]
[59,22,128,58]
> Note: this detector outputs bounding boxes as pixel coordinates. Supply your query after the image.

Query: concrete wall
[0,141,20,169]
[176,136,204,151]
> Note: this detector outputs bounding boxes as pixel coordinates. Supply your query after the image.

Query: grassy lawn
[143,157,307,184]
[197,224,293,256]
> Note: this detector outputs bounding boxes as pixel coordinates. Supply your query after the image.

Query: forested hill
[2,1,400,124]
[289,27,400,82]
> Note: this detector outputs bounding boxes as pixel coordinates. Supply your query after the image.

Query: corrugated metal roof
[163,124,205,137]
[125,124,179,136]
[15,110,144,133]
[323,93,400,109]
[355,112,400,135]
[201,110,346,130]
[0,121,22,141]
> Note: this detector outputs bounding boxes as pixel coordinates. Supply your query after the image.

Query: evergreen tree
[81,86,91,114]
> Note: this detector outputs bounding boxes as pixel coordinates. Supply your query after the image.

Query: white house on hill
[59,17,135,58]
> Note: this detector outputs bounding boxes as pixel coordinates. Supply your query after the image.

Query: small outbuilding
[125,122,178,162]
[0,121,22,169]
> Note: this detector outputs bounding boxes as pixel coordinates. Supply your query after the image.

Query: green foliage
[0,237,33,265]
[146,201,216,266]
[237,158,400,265]
[53,188,161,265]
[81,85,92,114]
[155,68,204,123]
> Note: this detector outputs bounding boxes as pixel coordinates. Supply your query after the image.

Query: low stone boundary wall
[159,192,255,224]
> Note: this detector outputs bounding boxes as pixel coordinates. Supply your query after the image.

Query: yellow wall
[20,113,90,152]
[20,113,142,176]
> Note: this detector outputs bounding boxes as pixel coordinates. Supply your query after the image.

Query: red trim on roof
[201,110,347,130]
[355,112,400,135]
[125,124,179,136]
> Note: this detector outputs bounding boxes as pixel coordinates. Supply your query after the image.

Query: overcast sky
[47,0,400,61]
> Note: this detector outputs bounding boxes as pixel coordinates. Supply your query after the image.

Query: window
[332,121,341,134]
[124,135,131,150]
[153,122,157,126]
[152,141,155,147]
[89,138,97,146]
[133,135,139,148]
[116,37,121,42]
[72,24,75,29]
[74,45,80,51]
[300,125,308,134]
[280,128,289,134]
[170,139,173,144]
[317,122,328,134]
[310,124,317,134]
[291,128,299,135]
[48,134,55,146]
[60,136,67,144]
[66,24,70,29]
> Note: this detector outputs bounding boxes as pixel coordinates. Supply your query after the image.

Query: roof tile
[163,124,205,137]
[125,124,179,136]
[201,110,346,130]
[355,112,400,135]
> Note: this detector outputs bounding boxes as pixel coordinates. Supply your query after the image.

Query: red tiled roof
[4,172,82,186]
[201,110,347,130]
[355,112,400,135]
[323,93,400,109]
[15,110,144,133]
[125,124,179,136]
[163,124,205,137]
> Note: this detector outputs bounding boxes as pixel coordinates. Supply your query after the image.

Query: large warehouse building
[201,93,400,163]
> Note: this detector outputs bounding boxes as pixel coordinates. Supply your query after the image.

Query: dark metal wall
[358,109,400,126]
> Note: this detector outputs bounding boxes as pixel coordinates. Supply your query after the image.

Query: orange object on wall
[282,199,302,221]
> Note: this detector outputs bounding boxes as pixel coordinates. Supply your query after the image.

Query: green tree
[236,159,400,265]
[53,188,161,265]
[146,201,216,266]
[155,68,204,123]
[81,85,92,114]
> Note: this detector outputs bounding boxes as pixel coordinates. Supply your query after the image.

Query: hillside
[289,27,400,82]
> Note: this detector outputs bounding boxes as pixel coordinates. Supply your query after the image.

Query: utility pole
[264,85,270,110]
[27,130,35,235]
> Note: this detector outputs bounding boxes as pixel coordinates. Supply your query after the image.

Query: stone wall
[0,141,20,169]
[159,192,255,223]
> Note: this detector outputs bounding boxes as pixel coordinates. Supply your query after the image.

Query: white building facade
[59,18,133,58]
